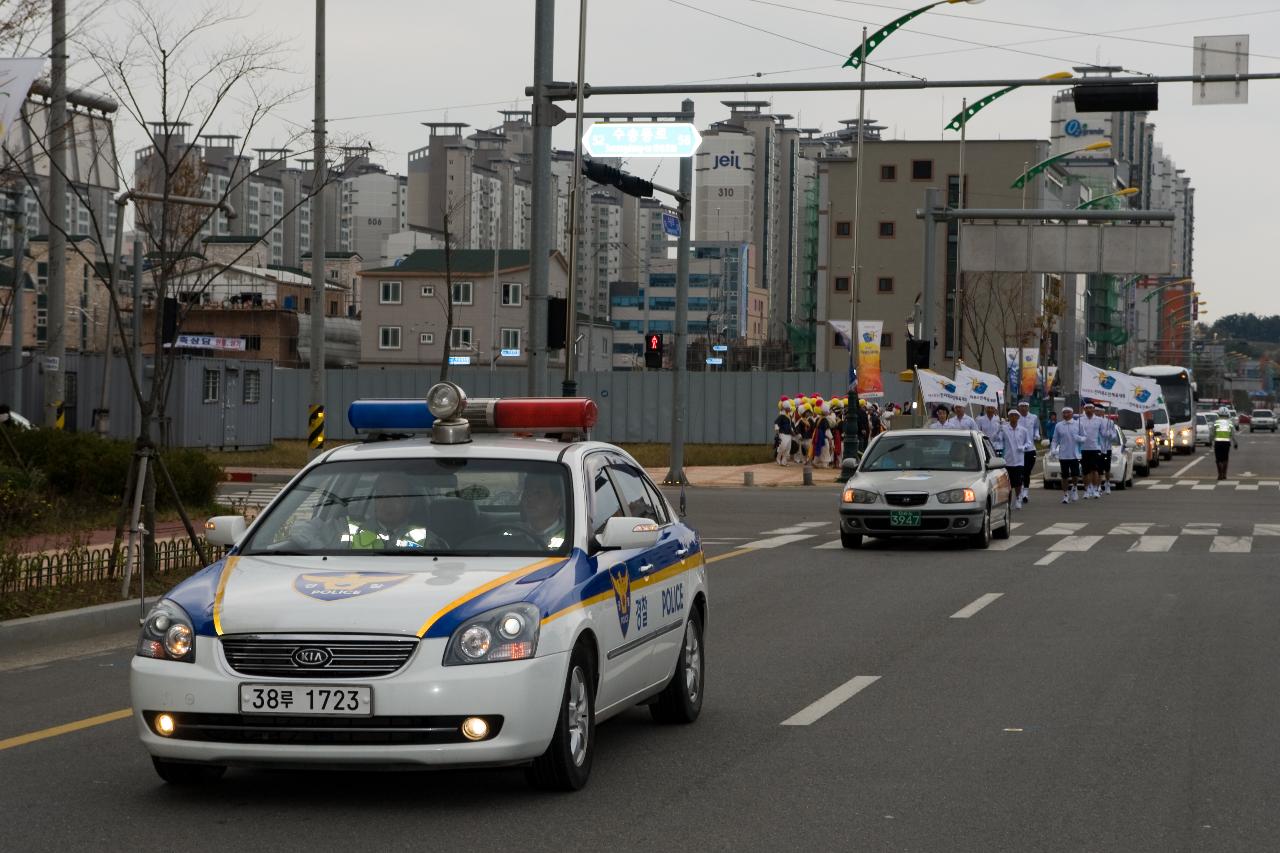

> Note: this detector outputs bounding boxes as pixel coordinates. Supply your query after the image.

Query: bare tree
[438,207,456,383]
[7,0,354,584]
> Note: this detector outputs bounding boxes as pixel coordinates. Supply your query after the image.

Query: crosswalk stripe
[990,535,1029,551]
[1129,535,1177,553]
[795,521,832,529]
[743,534,816,549]
[1254,524,1280,536]
[1035,552,1063,566]
[1191,484,1217,490]
[1237,484,1260,491]
[1048,535,1101,552]
[1037,522,1087,536]
[1177,480,1198,486]
[1211,536,1252,553]
[1184,524,1220,535]
[1261,480,1280,486]
[762,526,814,535]
[1110,523,1153,535]
[1148,484,1174,490]
[1220,480,1240,486]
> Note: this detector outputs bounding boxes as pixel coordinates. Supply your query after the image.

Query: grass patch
[0,563,207,621]
[619,443,770,468]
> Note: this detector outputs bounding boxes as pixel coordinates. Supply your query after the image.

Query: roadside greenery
[0,429,222,537]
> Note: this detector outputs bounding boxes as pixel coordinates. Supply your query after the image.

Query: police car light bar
[348,394,598,437]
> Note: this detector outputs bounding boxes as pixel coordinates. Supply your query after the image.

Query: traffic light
[547,297,567,349]
[644,332,664,368]
[1072,82,1158,113]
[906,339,930,371]
[582,160,654,199]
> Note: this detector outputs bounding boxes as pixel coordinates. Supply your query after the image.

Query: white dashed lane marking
[781,675,882,726]
[990,535,1029,552]
[743,534,816,549]
[1129,535,1177,553]
[950,593,1004,619]
[1211,536,1252,553]
[1035,552,1063,566]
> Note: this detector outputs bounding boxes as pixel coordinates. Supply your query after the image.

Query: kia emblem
[292,647,333,667]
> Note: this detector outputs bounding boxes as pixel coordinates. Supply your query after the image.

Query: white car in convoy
[131,384,708,791]
[1044,425,1137,490]
[1250,409,1277,432]
[838,429,1013,550]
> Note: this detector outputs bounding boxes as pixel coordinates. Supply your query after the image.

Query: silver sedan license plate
[239,683,372,716]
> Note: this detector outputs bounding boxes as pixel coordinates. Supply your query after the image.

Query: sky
[64,0,1280,320]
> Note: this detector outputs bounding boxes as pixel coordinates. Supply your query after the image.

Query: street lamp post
[838,0,987,481]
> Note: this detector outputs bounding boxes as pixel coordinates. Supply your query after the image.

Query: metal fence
[0,537,225,594]
[272,367,915,445]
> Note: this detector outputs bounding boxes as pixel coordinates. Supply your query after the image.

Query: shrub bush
[159,448,222,508]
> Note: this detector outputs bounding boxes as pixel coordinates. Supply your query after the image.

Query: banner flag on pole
[1078,361,1133,408]
[1121,375,1166,413]
[955,364,1003,407]
[917,369,970,407]
[0,59,43,141]
[827,319,852,350]
[856,320,883,398]
[1044,365,1058,396]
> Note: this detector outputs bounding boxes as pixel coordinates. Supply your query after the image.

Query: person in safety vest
[349,472,447,550]
[1213,406,1238,480]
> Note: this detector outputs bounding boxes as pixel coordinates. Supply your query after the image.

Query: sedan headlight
[841,488,879,504]
[936,488,977,504]
[444,603,540,666]
[136,599,195,663]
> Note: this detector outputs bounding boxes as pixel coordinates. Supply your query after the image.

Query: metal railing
[0,537,226,594]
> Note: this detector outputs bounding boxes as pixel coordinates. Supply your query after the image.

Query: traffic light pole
[664,99,694,487]
[561,0,588,398]
[527,0,555,396]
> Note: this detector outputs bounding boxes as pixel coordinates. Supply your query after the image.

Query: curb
[0,596,159,654]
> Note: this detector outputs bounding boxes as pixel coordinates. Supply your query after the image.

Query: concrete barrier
[0,596,159,654]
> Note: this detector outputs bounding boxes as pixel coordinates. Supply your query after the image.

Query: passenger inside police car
[520,471,568,550]
[348,471,449,551]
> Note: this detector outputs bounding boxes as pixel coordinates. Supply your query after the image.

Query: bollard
[802,462,813,486]
[54,400,65,430]
[308,404,325,452]
[743,471,754,487]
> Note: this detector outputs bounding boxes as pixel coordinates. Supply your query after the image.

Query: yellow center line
[706,547,751,565]
[0,708,133,752]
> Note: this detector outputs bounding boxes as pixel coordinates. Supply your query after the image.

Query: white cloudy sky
[64,0,1280,319]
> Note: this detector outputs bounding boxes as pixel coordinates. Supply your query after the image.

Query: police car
[130,383,707,791]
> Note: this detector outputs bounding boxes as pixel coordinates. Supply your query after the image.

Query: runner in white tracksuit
[1097,412,1118,494]
[1050,406,1084,503]
[977,405,1003,455]
[1076,403,1107,499]
[997,411,1031,509]
[1016,401,1041,504]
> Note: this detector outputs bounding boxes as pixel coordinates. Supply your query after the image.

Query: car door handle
[639,563,655,573]
[675,548,689,557]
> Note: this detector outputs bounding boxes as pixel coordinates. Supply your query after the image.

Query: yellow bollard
[308,404,325,451]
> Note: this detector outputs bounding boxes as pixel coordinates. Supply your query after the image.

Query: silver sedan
[839,429,1014,550]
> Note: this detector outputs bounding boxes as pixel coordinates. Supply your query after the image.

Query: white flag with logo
[1121,375,1165,413]
[0,59,44,141]
[917,369,970,407]
[955,364,1003,408]
[1078,361,1131,408]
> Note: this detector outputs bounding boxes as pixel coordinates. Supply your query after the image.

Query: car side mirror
[989,458,1007,470]
[595,516,663,551]
[205,515,247,547]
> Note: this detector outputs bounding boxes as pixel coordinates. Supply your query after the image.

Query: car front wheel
[841,530,862,549]
[650,609,704,725]
[970,508,991,549]
[528,648,596,791]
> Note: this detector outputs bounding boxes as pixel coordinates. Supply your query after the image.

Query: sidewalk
[647,462,844,488]
[13,519,191,556]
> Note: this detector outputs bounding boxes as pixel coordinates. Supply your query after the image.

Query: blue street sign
[705,357,724,366]
[711,344,729,352]
[662,211,681,237]
[582,122,703,158]
[500,348,521,358]
[448,355,471,365]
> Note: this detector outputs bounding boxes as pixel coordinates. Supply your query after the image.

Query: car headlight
[841,488,879,504]
[136,599,195,663]
[444,603,540,666]
[936,488,977,504]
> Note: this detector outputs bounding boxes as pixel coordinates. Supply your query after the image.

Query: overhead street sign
[662,210,681,237]
[1193,35,1249,105]
[582,122,702,158]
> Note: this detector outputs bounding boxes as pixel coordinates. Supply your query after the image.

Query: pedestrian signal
[644,333,664,368]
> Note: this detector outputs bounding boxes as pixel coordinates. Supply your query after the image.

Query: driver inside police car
[521,472,568,550]
[349,471,447,550]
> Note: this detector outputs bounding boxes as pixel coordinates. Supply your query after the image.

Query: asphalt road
[4,434,1280,852]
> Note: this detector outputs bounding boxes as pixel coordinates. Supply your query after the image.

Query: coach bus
[1130,365,1196,454]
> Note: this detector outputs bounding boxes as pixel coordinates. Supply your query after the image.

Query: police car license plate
[889,510,921,528]
[239,684,372,716]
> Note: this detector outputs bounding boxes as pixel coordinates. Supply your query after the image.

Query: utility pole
[664,99,693,486]
[10,200,23,411]
[308,0,326,458]
[527,0,555,396]
[44,0,67,427]
[562,0,587,397]
[920,187,940,372]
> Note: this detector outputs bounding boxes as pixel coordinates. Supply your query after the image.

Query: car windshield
[860,434,980,472]
[240,458,573,558]
[1117,411,1143,431]
[1196,415,1207,425]
[1153,409,1169,425]
[1253,410,1272,418]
